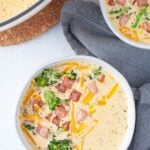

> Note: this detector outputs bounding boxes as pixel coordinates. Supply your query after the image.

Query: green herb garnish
[49,80,58,85]
[110,7,131,16]
[88,75,93,80]
[43,90,61,111]
[35,68,62,87]
[25,124,35,131]
[48,139,72,150]
[53,73,62,79]
[132,7,147,28]
[65,71,77,80]
[35,69,50,87]
[92,66,102,76]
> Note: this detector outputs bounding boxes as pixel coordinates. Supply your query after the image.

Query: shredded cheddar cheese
[80,76,85,88]
[21,125,36,145]
[82,91,94,104]
[71,101,77,133]
[22,88,35,106]
[98,98,107,106]
[61,62,79,67]
[81,127,94,150]
[107,83,119,99]
[88,105,96,115]
[23,114,39,122]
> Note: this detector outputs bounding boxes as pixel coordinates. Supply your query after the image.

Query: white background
[0,0,98,149]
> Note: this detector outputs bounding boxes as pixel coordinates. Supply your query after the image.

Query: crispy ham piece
[55,105,68,118]
[36,126,49,139]
[76,109,88,122]
[69,90,81,102]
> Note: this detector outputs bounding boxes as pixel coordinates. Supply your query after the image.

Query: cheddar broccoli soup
[18,61,128,150]
[106,0,150,44]
[0,0,38,22]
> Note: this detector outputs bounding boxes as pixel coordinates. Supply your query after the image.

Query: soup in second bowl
[0,0,39,22]
[18,61,128,150]
[106,0,150,45]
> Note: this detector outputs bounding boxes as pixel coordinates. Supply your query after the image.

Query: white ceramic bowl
[0,0,52,32]
[16,56,135,150]
[99,0,150,50]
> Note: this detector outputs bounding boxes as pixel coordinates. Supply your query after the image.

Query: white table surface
[0,0,98,149]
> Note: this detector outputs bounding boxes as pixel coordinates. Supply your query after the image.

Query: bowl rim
[0,0,52,32]
[99,0,150,50]
[15,55,135,150]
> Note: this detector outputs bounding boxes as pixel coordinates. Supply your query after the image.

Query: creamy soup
[106,0,150,44]
[0,0,38,22]
[18,61,128,150]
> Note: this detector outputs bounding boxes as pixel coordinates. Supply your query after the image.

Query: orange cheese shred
[21,125,36,145]
[76,123,87,133]
[98,98,107,106]
[22,88,35,106]
[77,65,89,70]
[80,76,85,88]
[82,91,94,105]
[88,105,96,115]
[107,83,119,99]
[62,66,72,73]
[60,62,79,67]
[71,101,76,133]
[81,127,94,150]
[23,114,39,122]
[74,145,80,150]
[119,27,139,42]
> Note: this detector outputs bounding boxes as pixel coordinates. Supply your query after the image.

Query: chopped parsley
[88,75,93,80]
[35,68,62,87]
[92,66,102,76]
[49,80,58,85]
[48,139,72,150]
[53,72,62,79]
[65,71,77,80]
[110,7,131,16]
[25,124,35,131]
[35,69,50,87]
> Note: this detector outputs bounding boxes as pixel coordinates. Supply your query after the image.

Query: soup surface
[106,0,150,44]
[0,0,38,22]
[18,61,128,150]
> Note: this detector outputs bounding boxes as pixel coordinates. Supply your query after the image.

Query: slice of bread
[0,0,65,46]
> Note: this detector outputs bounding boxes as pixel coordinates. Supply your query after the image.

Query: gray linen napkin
[61,0,150,150]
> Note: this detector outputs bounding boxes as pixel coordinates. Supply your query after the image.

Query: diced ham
[36,126,49,139]
[55,105,67,118]
[116,0,126,5]
[108,0,115,5]
[45,113,52,121]
[136,0,148,7]
[76,109,88,122]
[52,116,60,126]
[98,74,105,83]
[88,81,98,93]
[119,14,130,26]
[69,90,81,102]
[38,100,44,107]
[142,22,150,33]
[62,122,70,131]
[31,99,44,108]
[31,99,44,112]
[56,83,66,93]
[62,76,74,89]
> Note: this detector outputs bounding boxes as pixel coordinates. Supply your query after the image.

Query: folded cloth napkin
[61,0,150,150]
